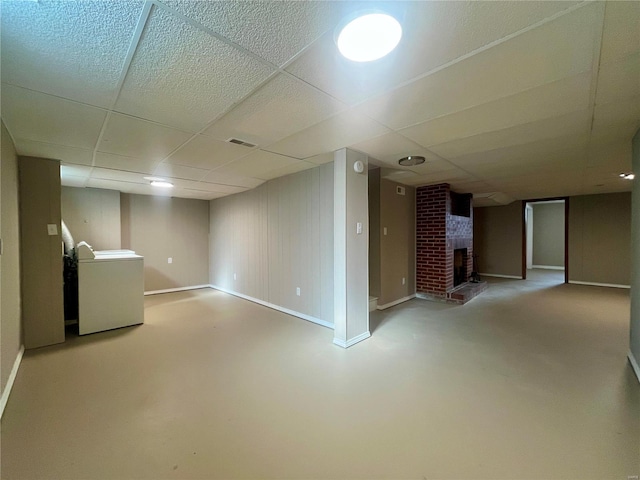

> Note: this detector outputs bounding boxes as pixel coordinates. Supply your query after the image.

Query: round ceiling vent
[398,155,425,166]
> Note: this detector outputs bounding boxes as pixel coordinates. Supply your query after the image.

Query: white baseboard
[144,285,210,296]
[479,273,523,279]
[377,294,416,310]
[0,345,24,419]
[628,350,640,384]
[531,265,564,270]
[209,285,334,329]
[568,281,630,289]
[333,331,371,349]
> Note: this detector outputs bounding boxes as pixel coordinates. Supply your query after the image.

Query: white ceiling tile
[14,139,94,166]
[258,161,317,181]
[201,171,265,189]
[1,85,106,149]
[115,5,276,132]
[599,1,640,66]
[94,152,159,174]
[90,167,148,184]
[166,178,247,194]
[165,135,251,169]
[400,72,592,147]
[86,178,139,193]
[152,162,209,181]
[586,140,632,169]
[266,110,389,159]
[202,73,346,146]
[0,1,143,107]
[304,152,335,165]
[355,3,602,129]
[61,176,89,188]
[212,150,302,179]
[159,0,343,67]
[595,52,640,105]
[60,164,93,179]
[592,97,640,141]
[429,110,592,159]
[287,1,583,105]
[398,168,473,187]
[97,113,192,160]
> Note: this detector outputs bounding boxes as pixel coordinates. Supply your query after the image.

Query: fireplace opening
[454,248,467,287]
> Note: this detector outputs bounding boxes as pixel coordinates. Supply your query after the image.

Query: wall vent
[227,138,256,148]
[396,186,406,196]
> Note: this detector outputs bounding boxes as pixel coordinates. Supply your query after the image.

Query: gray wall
[379,178,416,305]
[532,202,565,267]
[61,187,121,250]
[631,129,640,374]
[473,202,523,277]
[121,194,210,292]
[1,121,22,393]
[209,163,334,325]
[568,193,631,286]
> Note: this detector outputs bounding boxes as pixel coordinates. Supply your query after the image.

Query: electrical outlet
[296,287,301,296]
[402,277,406,285]
[383,227,388,236]
[168,257,172,264]
[356,222,362,234]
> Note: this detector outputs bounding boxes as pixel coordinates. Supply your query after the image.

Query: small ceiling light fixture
[336,12,402,62]
[398,155,425,167]
[619,172,635,180]
[150,180,174,188]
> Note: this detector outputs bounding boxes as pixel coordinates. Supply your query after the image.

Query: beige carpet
[2,271,638,479]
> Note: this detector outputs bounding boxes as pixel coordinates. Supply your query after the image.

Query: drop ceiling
[1,0,639,206]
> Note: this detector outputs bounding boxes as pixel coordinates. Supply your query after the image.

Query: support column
[629,129,640,383]
[333,148,370,348]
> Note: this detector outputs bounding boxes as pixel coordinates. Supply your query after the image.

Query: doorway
[522,198,568,284]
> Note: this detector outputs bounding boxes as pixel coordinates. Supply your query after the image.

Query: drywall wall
[209,163,334,325]
[61,187,121,250]
[1,121,22,395]
[379,178,416,305]
[18,156,65,349]
[121,194,209,292]
[532,202,565,267]
[630,129,640,379]
[368,168,381,299]
[473,202,523,277]
[568,193,631,286]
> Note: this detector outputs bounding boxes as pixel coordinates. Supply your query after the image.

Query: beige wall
[378,178,416,305]
[473,202,523,277]
[210,163,334,325]
[1,122,22,393]
[532,202,565,267]
[368,168,381,299]
[18,157,65,349]
[121,194,209,292]
[61,187,121,250]
[568,193,631,286]
[630,129,640,373]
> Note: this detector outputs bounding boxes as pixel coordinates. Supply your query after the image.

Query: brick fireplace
[416,183,483,303]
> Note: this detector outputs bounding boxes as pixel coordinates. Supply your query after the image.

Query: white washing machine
[77,243,144,335]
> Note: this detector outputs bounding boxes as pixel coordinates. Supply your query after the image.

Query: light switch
[296,287,301,296]
[356,222,362,234]
[383,227,388,236]
[47,224,58,236]
[168,257,172,264]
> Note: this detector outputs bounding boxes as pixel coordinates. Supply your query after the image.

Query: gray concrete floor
[2,270,639,479]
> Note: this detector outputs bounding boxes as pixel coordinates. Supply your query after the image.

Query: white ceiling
[1,0,639,206]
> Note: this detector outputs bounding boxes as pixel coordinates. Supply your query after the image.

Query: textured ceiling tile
[258,161,317,181]
[203,73,346,146]
[86,178,139,193]
[165,135,251,169]
[599,1,640,66]
[94,152,160,174]
[304,152,335,165]
[266,110,389,159]
[97,113,192,160]
[400,72,592,147]
[429,110,592,159]
[159,0,343,67]
[165,178,246,194]
[348,132,440,165]
[212,150,301,179]
[592,97,640,140]
[595,52,640,105]
[399,168,472,186]
[61,176,89,188]
[355,3,601,129]
[90,167,148,184]
[60,164,93,179]
[201,171,265,189]
[1,85,106,149]
[286,1,583,104]
[15,139,94,166]
[152,162,209,181]
[115,6,276,132]
[0,0,143,107]
[586,141,632,169]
